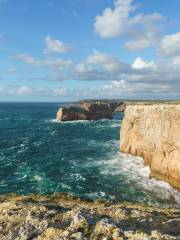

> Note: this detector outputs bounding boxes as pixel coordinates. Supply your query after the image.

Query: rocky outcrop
[120,104,180,189]
[57,103,112,121]
[57,106,88,121]
[0,194,179,239]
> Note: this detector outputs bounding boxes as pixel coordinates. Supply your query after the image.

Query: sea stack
[57,102,112,121]
[120,104,180,189]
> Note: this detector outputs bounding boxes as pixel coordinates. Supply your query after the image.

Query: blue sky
[0,0,180,101]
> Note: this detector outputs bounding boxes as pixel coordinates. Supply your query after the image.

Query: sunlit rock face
[57,103,112,121]
[120,104,180,189]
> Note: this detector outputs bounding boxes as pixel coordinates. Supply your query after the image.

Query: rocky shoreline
[0,193,179,239]
[56,100,180,122]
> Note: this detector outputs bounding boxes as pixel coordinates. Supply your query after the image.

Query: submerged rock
[57,102,112,121]
[120,103,180,190]
[0,194,179,239]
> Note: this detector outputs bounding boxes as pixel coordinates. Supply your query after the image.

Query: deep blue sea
[0,102,179,206]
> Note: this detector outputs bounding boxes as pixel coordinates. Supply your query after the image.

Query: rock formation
[0,194,179,239]
[57,102,112,121]
[120,104,180,189]
[57,106,87,121]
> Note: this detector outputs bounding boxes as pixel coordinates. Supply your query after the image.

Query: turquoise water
[0,102,179,206]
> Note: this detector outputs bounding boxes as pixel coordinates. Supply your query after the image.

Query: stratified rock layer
[120,104,180,189]
[0,194,179,239]
[57,103,112,121]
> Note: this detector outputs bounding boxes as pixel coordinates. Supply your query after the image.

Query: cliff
[57,102,112,121]
[120,104,180,189]
[0,194,179,239]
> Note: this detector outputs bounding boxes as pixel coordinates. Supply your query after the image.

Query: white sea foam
[33,175,43,182]
[100,152,180,205]
[48,119,89,124]
[70,173,86,182]
[60,182,72,190]
[48,119,61,123]
[48,118,120,125]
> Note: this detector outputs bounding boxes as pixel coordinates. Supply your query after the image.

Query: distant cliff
[57,102,112,121]
[120,104,180,189]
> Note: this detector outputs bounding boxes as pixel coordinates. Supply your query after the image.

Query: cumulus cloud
[86,50,131,73]
[74,50,132,81]
[94,0,164,51]
[44,35,72,54]
[74,62,109,81]
[72,51,180,99]
[132,57,155,69]
[158,32,180,57]
[94,0,133,38]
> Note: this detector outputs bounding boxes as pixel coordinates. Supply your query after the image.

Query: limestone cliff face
[120,104,180,189]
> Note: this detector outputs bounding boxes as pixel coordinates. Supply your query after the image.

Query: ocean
[0,102,179,206]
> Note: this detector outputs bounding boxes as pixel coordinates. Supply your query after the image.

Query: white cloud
[74,50,132,80]
[44,35,72,54]
[16,53,72,71]
[158,32,180,57]
[17,86,32,96]
[94,0,133,38]
[86,50,130,73]
[132,57,155,69]
[94,0,164,51]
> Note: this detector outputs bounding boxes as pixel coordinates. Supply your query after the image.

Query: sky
[0,0,180,102]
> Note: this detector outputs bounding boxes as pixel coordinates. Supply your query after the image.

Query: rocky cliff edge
[120,104,180,189]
